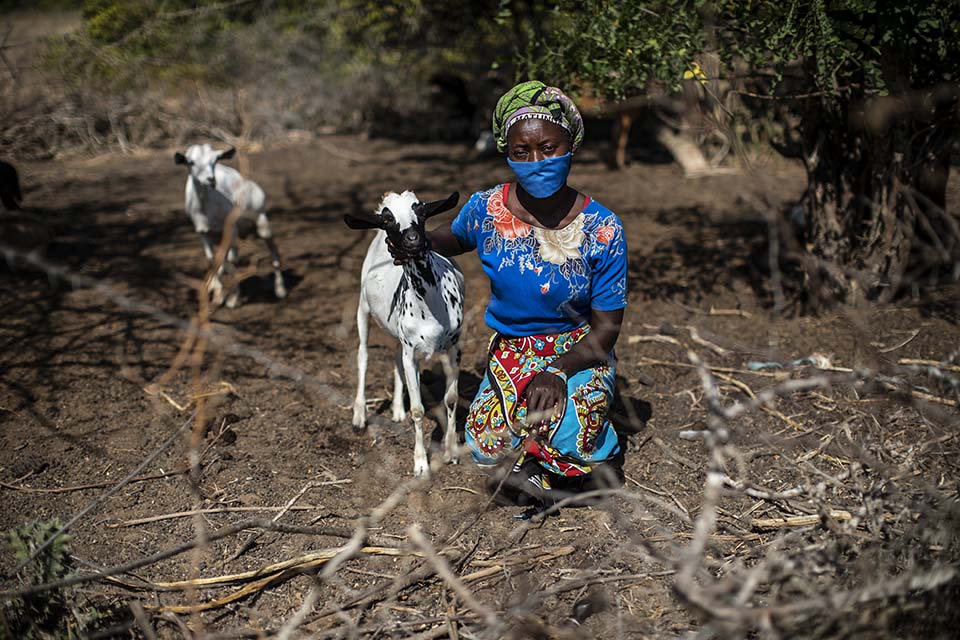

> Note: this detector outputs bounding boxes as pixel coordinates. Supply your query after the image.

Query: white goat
[174,144,286,308]
[344,191,464,477]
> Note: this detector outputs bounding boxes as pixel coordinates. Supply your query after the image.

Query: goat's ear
[419,191,460,218]
[174,152,188,165]
[218,147,236,161]
[343,214,381,230]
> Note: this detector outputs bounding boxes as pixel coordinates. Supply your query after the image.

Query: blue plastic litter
[747,361,783,371]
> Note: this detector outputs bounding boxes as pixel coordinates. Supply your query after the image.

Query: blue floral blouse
[451,184,628,336]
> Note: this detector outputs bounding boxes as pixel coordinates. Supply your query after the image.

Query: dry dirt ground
[1,138,959,639]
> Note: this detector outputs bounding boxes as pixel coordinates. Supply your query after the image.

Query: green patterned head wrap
[492,80,584,154]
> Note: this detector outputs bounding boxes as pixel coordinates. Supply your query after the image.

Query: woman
[394,81,628,510]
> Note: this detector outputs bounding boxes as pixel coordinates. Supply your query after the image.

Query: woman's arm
[551,307,623,375]
[428,225,469,257]
[522,307,624,427]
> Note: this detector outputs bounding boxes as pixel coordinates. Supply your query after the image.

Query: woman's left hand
[523,371,567,433]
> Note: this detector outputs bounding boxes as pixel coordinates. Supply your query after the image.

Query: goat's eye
[381,212,395,225]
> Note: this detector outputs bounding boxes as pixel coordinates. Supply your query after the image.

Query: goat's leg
[352,298,370,431]
[257,213,287,299]
[224,245,240,309]
[199,232,216,261]
[438,349,460,464]
[400,344,428,477]
[391,351,406,422]
[200,232,225,306]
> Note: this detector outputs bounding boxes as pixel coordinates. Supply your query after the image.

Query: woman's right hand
[523,371,567,434]
[385,236,426,265]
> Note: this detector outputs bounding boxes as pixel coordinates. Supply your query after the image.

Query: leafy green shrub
[1,520,117,639]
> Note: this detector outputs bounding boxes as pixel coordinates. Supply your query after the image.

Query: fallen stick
[105,505,330,528]
[0,468,187,494]
[901,387,957,407]
[442,486,480,495]
[627,334,682,347]
[686,326,730,357]
[445,593,461,640]
[795,434,835,464]
[636,356,779,378]
[752,509,906,530]
[152,546,417,590]
[459,546,575,582]
[147,547,425,614]
[629,328,730,356]
[874,329,920,353]
[647,532,762,542]
[143,380,237,412]
[672,301,753,318]
[898,358,960,373]
[752,510,852,530]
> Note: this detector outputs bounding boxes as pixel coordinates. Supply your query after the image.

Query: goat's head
[174,144,236,190]
[344,191,459,257]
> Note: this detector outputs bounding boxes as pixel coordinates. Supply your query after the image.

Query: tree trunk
[800,93,957,309]
[609,111,632,170]
[655,126,712,176]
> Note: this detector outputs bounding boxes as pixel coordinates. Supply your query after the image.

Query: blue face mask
[507,152,572,198]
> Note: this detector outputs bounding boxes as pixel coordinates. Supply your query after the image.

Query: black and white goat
[344,191,464,478]
[174,144,286,308]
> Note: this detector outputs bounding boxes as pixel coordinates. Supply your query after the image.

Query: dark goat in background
[0,160,51,270]
[0,160,22,211]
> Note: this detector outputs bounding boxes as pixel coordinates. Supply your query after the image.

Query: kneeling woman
[398,81,628,508]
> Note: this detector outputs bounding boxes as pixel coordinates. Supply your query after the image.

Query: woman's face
[507,119,571,162]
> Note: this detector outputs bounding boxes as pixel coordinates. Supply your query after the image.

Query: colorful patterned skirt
[464,326,621,478]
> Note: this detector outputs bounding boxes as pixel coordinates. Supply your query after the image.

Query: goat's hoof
[391,409,406,422]
[352,411,366,431]
[225,295,239,309]
[445,455,461,465]
[413,464,430,479]
[353,403,367,431]
[275,285,287,299]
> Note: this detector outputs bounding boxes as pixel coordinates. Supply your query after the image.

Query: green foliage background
[22,0,956,134]
[517,0,960,103]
